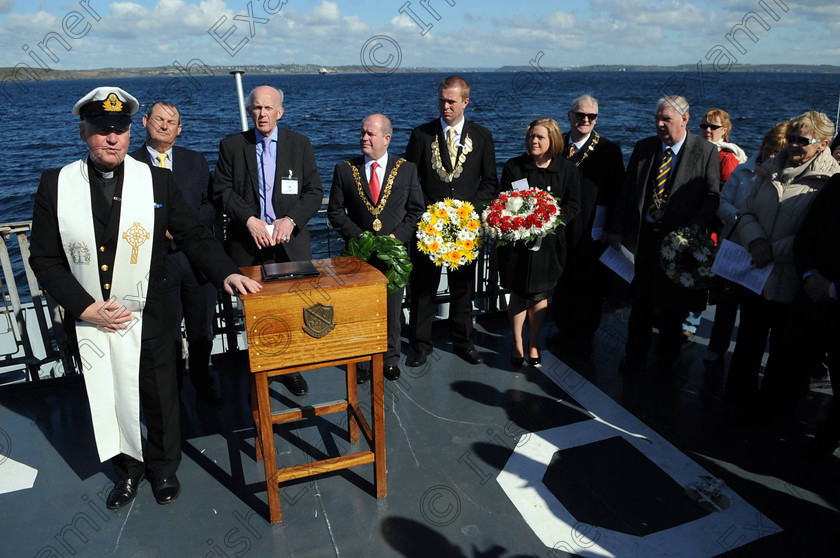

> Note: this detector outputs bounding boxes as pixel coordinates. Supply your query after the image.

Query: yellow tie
[446,128,458,167]
[156,152,168,169]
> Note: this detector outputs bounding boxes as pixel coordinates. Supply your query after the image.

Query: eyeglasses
[572,112,597,121]
[700,123,723,131]
[785,134,821,146]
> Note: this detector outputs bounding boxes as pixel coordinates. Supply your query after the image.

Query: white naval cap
[73,86,139,128]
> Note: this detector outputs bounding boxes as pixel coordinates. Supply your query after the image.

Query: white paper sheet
[511,178,529,191]
[599,244,635,284]
[711,239,773,295]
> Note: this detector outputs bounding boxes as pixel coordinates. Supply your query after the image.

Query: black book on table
[260,260,320,282]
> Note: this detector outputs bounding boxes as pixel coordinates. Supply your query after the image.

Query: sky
[0,0,838,71]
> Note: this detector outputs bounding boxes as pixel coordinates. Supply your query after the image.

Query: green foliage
[341,231,413,294]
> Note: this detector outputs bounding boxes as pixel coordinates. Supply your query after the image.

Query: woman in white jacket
[724,111,840,419]
[704,122,788,362]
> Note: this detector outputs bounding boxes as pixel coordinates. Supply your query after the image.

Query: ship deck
[1,307,838,557]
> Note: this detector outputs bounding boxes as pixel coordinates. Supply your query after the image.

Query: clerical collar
[88,157,120,180]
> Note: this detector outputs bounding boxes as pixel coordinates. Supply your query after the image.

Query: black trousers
[166,250,217,388]
[624,224,687,363]
[724,293,791,408]
[553,238,610,344]
[408,247,475,354]
[112,335,181,480]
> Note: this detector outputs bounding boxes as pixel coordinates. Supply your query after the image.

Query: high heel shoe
[511,349,525,367]
[529,347,541,367]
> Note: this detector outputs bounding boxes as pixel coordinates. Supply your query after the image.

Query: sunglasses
[785,134,821,146]
[572,112,597,121]
[700,123,723,131]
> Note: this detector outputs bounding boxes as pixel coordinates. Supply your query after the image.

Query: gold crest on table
[103,93,124,113]
[302,303,335,338]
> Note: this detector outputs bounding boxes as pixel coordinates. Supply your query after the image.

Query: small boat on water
[319,67,338,75]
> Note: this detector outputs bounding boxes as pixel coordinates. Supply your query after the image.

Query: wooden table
[240,257,388,523]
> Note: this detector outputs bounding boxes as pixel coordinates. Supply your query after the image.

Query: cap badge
[103,93,123,113]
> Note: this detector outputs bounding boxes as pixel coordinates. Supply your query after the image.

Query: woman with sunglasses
[683,109,750,342]
[700,108,748,184]
[704,122,789,363]
[724,111,840,421]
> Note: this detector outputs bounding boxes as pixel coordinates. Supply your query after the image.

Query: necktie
[369,161,381,204]
[652,148,674,209]
[446,128,458,167]
[261,136,276,222]
[156,152,168,169]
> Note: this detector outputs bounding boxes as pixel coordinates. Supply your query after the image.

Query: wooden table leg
[250,373,262,462]
[347,362,359,443]
[371,353,387,498]
[255,371,282,523]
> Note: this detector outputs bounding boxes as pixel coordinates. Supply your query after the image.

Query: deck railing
[0,206,505,384]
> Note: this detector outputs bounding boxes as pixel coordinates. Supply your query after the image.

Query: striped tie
[651,148,674,208]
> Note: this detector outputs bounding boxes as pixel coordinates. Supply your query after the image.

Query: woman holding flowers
[497,118,581,366]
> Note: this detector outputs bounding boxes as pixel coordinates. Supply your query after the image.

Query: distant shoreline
[2,63,840,83]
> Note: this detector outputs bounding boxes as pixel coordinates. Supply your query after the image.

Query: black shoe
[407,349,429,367]
[384,365,401,381]
[356,365,371,384]
[194,383,222,403]
[282,373,308,396]
[149,474,181,505]
[619,355,644,374]
[106,474,144,510]
[528,347,541,367]
[511,349,525,368]
[455,346,484,365]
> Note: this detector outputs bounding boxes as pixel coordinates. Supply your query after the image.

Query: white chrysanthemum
[505,197,524,213]
[662,246,676,261]
[680,274,695,288]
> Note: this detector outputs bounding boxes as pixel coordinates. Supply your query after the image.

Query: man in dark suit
[553,94,625,351]
[213,85,323,396]
[607,95,719,373]
[29,87,260,511]
[130,101,220,402]
[328,113,424,382]
[404,75,498,367]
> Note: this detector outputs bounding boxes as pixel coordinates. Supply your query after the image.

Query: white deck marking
[497,353,781,557]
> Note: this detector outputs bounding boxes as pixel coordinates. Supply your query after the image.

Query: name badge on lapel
[281,170,298,195]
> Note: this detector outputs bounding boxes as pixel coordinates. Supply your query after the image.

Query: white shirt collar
[365,152,388,175]
[441,117,465,140]
[571,133,591,150]
[145,144,173,167]
[663,134,687,156]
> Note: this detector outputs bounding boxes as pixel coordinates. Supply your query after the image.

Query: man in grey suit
[130,101,220,402]
[607,95,719,374]
[213,85,323,396]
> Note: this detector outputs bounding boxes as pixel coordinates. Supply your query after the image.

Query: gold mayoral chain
[431,133,473,183]
[348,158,405,232]
[569,131,600,167]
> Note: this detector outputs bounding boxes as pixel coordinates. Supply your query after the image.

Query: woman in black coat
[498,118,581,366]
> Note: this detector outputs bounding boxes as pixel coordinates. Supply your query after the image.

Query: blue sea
[4,70,840,292]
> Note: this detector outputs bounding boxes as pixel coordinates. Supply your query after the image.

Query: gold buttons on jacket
[99,246,105,252]
[100,264,109,272]
[104,283,110,290]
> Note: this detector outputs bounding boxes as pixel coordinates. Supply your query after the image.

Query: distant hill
[2,63,840,84]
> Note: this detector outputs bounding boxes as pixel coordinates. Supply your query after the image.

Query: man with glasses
[607,95,719,374]
[553,95,625,352]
